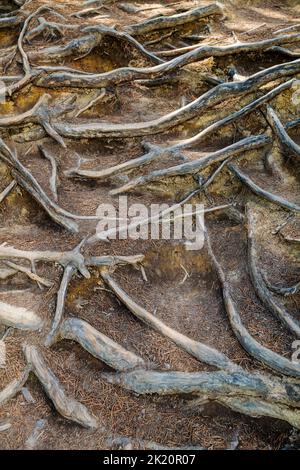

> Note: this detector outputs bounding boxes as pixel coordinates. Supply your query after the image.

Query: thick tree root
[247,205,300,336]
[206,230,300,377]
[23,344,98,429]
[103,369,300,429]
[0,244,90,278]
[0,367,30,406]
[36,44,300,92]
[101,272,241,373]
[229,164,300,213]
[0,180,16,204]
[262,276,300,297]
[76,80,294,184]
[110,135,270,195]
[124,4,223,36]
[0,301,43,330]
[27,25,163,64]
[267,105,300,159]
[57,317,146,371]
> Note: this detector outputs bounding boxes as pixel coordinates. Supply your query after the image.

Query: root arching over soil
[0,0,300,450]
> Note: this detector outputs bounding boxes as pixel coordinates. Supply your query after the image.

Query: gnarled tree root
[110,135,270,195]
[23,344,98,429]
[206,230,300,377]
[0,301,43,330]
[247,206,300,336]
[57,317,145,371]
[0,367,30,406]
[124,4,223,36]
[103,369,300,429]
[101,272,241,373]
[229,164,300,213]
[267,105,300,159]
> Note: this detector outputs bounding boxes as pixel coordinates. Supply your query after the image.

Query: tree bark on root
[228,163,300,213]
[206,229,300,377]
[102,369,300,429]
[57,317,146,372]
[101,272,241,373]
[247,205,300,336]
[23,344,98,429]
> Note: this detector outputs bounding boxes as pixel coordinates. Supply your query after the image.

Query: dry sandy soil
[0,0,299,450]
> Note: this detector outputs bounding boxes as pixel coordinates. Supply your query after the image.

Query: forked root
[102,369,300,429]
[0,367,31,406]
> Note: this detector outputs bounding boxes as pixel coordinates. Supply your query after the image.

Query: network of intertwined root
[0,0,300,449]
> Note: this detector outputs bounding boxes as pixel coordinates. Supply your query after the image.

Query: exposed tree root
[0,301,43,330]
[103,369,300,429]
[229,164,300,213]
[267,105,300,159]
[28,25,163,64]
[247,205,300,336]
[0,367,30,406]
[71,80,294,183]
[36,43,300,91]
[0,244,90,278]
[0,180,16,204]
[124,4,223,36]
[110,135,270,195]
[206,229,300,377]
[262,276,300,297]
[23,344,98,429]
[57,317,146,371]
[101,272,241,373]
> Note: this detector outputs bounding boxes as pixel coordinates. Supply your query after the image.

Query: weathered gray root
[228,163,300,213]
[124,4,223,36]
[11,59,299,141]
[0,244,90,278]
[267,105,300,159]
[36,41,300,91]
[0,367,30,406]
[247,205,300,336]
[44,264,75,347]
[69,80,293,182]
[110,135,270,195]
[101,272,241,373]
[0,139,103,232]
[23,344,98,429]
[102,369,300,429]
[27,25,163,64]
[262,276,300,297]
[0,180,16,203]
[38,145,58,202]
[0,301,43,330]
[86,254,144,268]
[206,230,300,377]
[3,260,53,287]
[57,317,145,371]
